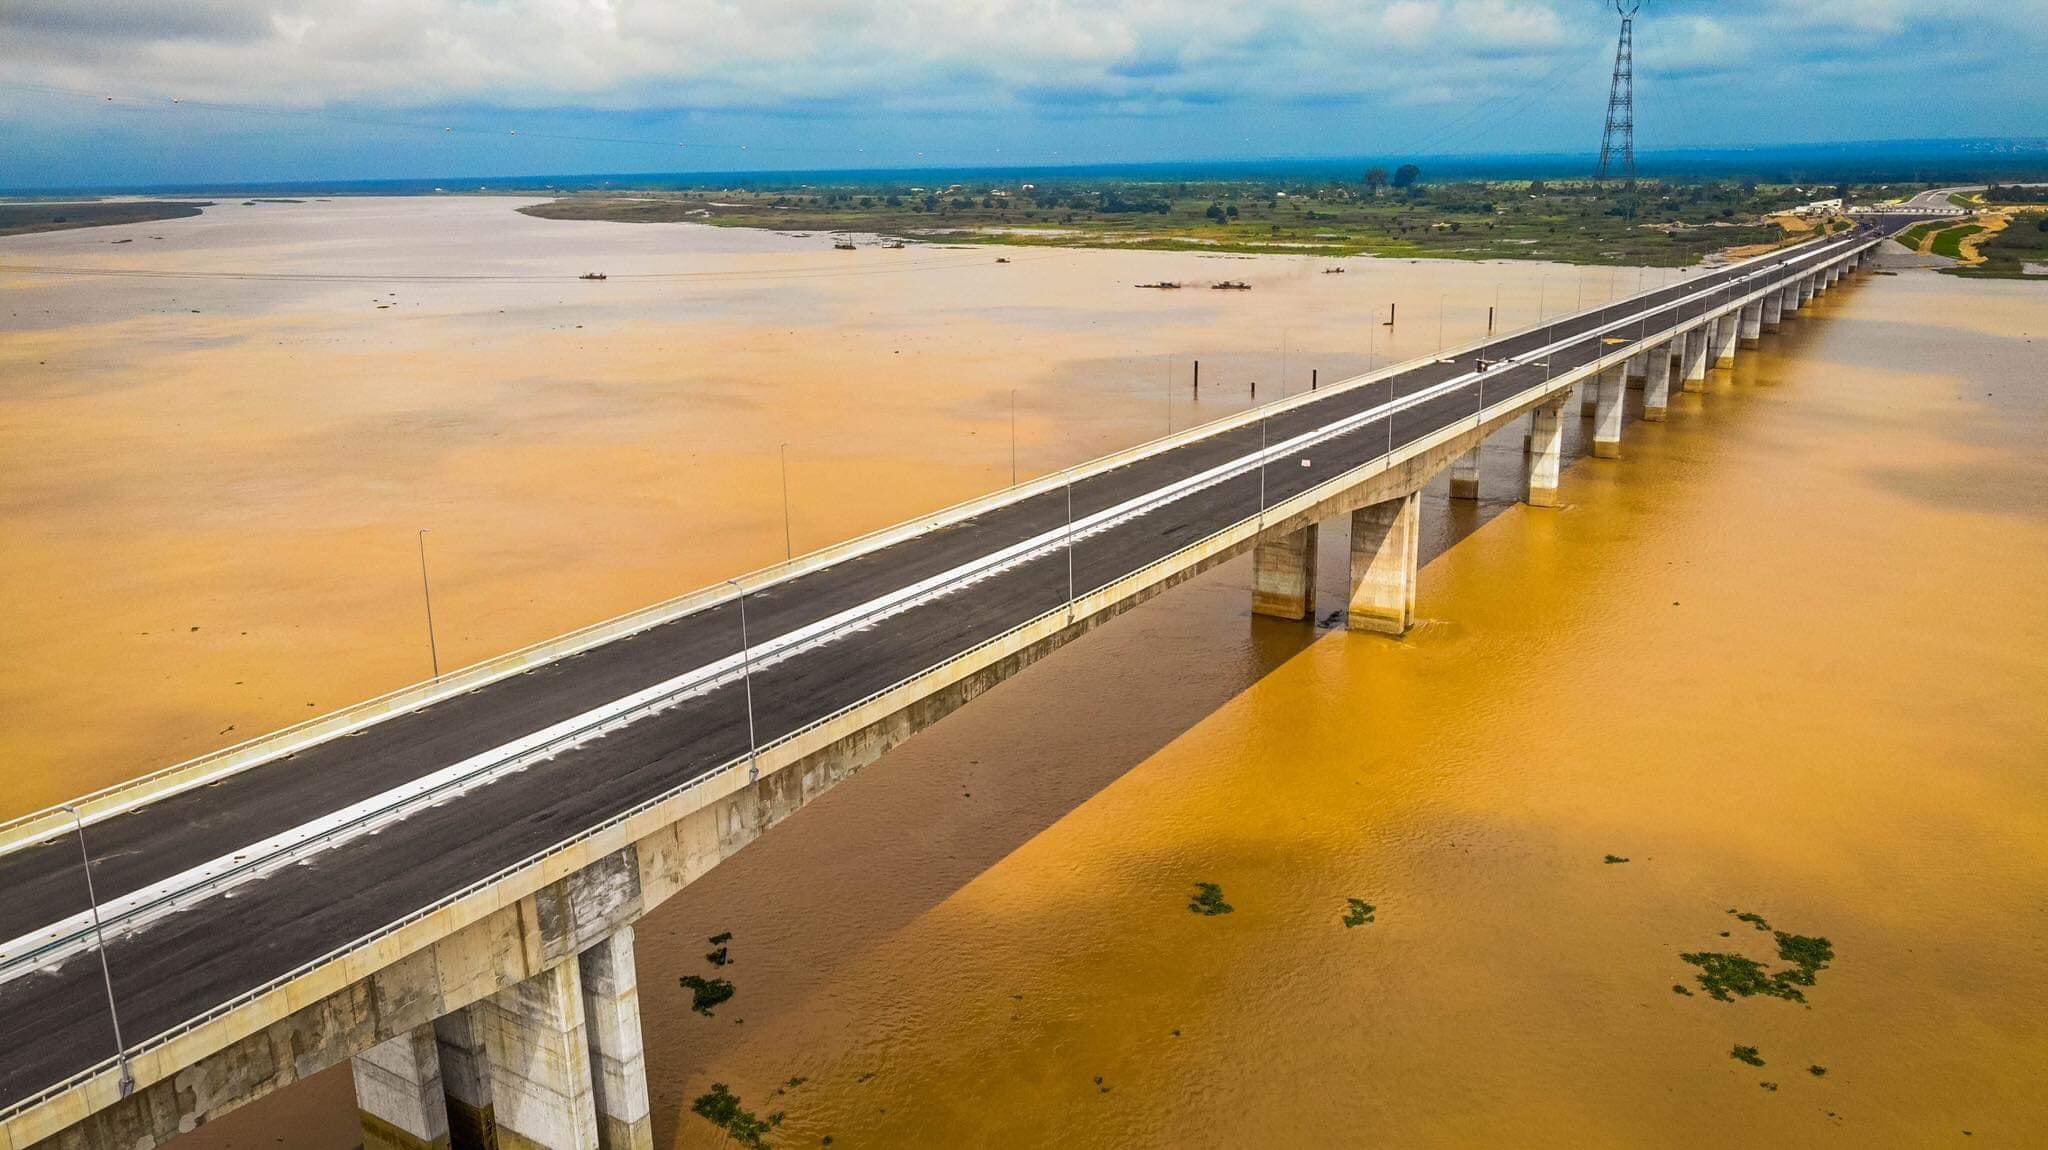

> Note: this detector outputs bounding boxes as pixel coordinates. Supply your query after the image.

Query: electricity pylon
[1596,0,1639,185]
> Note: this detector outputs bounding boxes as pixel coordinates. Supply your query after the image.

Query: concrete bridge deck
[0,220,1911,1148]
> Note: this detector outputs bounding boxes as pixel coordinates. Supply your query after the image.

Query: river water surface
[4,201,2043,1147]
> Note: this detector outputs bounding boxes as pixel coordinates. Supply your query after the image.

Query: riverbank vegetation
[0,200,211,236]
[517,176,1833,267]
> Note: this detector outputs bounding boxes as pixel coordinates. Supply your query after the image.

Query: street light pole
[416,529,439,680]
[62,803,134,1099]
[724,580,760,783]
[779,444,793,562]
[1257,415,1268,528]
[1064,474,1076,624]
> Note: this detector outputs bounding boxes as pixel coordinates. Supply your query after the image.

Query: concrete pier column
[1741,300,1764,346]
[1579,376,1599,417]
[1448,447,1481,500]
[1800,275,1816,304]
[1681,326,1710,392]
[1251,523,1319,621]
[1643,341,1673,421]
[1714,312,1740,366]
[480,961,600,1150]
[354,1025,452,1150]
[1591,363,1628,459]
[579,930,654,1150]
[1526,396,1567,508]
[1348,492,1419,635]
[434,1008,497,1150]
[1762,291,1784,332]
[1626,350,1648,385]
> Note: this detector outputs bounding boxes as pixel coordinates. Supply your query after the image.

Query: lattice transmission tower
[1596,0,1639,185]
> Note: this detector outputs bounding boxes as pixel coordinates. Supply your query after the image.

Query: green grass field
[1930,224,1986,259]
[1945,213,2048,279]
[1895,221,1944,250]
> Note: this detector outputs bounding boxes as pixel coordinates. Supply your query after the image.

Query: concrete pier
[1800,275,1816,305]
[433,1009,497,1150]
[480,961,600,1150]
[1448,447,1481,500]
[1714,311,1740,366]
[1579,376,1599,417]
[1526,398,1566,508]
[1762,291,1784,332]
[1348,493,1419,634]
[1251,523,1319,621]
[1681,326,1710,391]
[1643,341,1673,421]
[579,930,654,1150]
[1784,281,1804,316]
[353,1026,451,1150]
[1626,350,1648,384]
[1591,363,1627,458]
[1741,300,1764,346]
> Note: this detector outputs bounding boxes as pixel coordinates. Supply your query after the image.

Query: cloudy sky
[3,0,2043,187]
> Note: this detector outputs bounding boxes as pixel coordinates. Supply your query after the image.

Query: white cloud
[1,0,2043,158]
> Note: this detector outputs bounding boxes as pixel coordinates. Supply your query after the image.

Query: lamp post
[62,803,134,1099]
[416,529,439,680]
[723,580,760,783]
[778,444,793,562]
[1257,415,1268,528]
[1063,474,1076,624]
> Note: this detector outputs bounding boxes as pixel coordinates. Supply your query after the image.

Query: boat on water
[1211,280,1251,290]
[578,272,608,281]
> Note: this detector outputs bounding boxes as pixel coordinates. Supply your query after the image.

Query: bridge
[0,220,1915,1150]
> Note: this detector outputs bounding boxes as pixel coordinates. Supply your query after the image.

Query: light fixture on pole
[417,529,439,680]
[62,803,134,1099]
[778,444,793,562]
[1257,415,1268,528]
[724,580,761,783]
[1063,473,1076,624]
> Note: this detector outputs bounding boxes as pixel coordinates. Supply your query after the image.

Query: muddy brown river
[4,199,2043,1147]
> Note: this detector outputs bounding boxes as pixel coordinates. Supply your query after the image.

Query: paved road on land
[0,222,1901,1113]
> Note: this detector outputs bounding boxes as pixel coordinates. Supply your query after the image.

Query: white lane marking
[0,240,1868,981]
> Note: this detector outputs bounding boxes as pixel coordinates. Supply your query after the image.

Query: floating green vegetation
[692,1084,772,1147]
[1731,1045,1765,1067]
[1189,882,1234,916]
[1809,1065,1828,1077]
[1773,932,1835,985]
[1679,927,1835,1004]
[785,1076,808,1090]
[1730,910,1773,932]
[709,931,733,945]
[1342,899,1377,927]
[1760,1081,1779,1092]
[1671,984,1693,996]
[706,945,731,966]
[1603,854,1630,864]
[679,975,736,1015]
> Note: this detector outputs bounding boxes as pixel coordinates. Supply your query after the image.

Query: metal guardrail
[0,232,1878,1128]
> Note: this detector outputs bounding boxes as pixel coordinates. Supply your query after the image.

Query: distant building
[1792,198,1844,217]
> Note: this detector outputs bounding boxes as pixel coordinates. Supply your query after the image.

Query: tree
[1364,167,1389,195]
[1393,164,1421,189]
[1225,204,1239,218]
